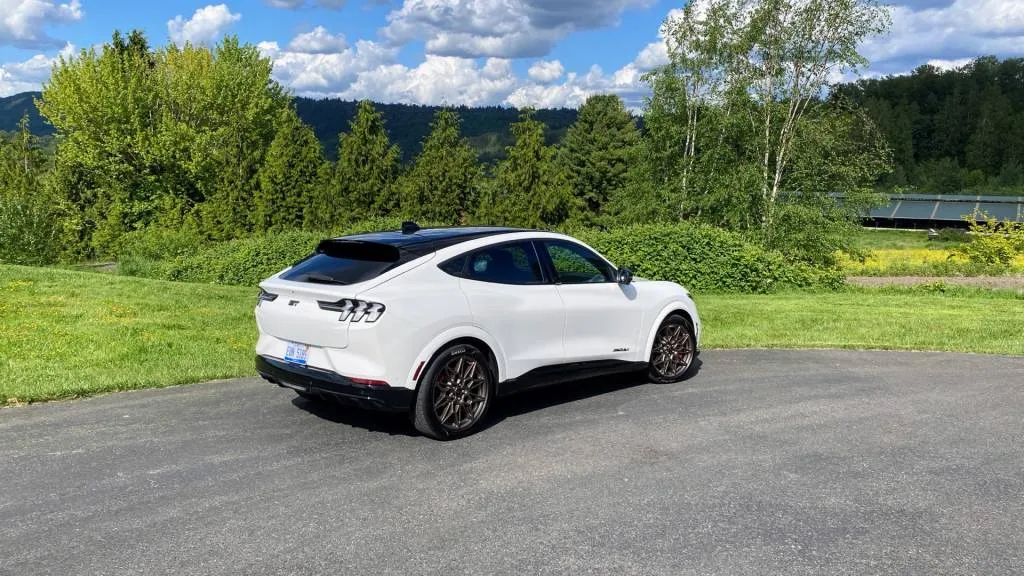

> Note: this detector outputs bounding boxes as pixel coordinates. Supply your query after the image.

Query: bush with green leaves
[575,223,844,293]
[121,219,840,293]
[0,117,60,265]
[954,213,1024,267]
[0,193,62,266]
[146,217,414,285]
[115,226,209,278]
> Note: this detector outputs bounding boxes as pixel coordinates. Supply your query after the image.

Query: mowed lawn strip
[702,289,1024,355]
[1,265,256,404]
[2,265,1022,404]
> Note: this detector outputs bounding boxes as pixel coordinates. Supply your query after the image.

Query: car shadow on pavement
[483,356,704,433]
[291,355,703,438]
[290,396,418,437]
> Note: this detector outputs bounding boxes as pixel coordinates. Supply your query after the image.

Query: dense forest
[5,55,1023,188]
[1,0,898,271]
[835,56,1024,194]
[0,91,576,164]
[295,100,577,163]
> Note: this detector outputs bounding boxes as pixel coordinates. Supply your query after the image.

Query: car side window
[543,241,616,284]
[462,242,545,285]
[438,255,467,277]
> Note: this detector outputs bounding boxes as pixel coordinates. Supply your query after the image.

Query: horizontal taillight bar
[317,298,386,323]
[257,288,278,306]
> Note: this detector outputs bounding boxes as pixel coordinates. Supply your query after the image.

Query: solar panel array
[865,194,1023,223]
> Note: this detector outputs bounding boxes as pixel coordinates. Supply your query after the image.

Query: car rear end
[254,238,427,411]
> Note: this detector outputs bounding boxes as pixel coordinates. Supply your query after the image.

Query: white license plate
[284,341,309,365]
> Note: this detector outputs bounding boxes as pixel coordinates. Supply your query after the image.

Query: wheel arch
[642,303,698,362]
[407,326,505,389]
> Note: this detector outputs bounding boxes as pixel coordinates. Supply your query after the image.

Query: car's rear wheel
[413,344,494,440]
[648,314,695,383]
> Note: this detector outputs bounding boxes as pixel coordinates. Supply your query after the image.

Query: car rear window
[280,240,408,285]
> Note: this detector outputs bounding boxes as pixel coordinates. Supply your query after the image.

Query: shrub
[954,213,1024,268]
[135,219,842,293]
[116,227,209,278]
[576,223,844,293]
[162,230,324,285]
[156,217,416,286]
[935,228,970,243]
[0,193,61,266]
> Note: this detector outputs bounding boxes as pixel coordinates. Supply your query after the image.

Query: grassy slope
[2,265,1022,404]
[1,265,255,404]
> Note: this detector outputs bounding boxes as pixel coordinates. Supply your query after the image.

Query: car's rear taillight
[317,298,386,323]
[257,288,278,306]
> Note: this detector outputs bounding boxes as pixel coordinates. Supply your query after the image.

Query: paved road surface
[2,350,1023,575]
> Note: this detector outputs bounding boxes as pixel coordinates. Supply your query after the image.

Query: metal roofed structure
[858,194,1024,228]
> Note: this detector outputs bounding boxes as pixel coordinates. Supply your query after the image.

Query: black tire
[412,343,495,440]
[648,314,696,384]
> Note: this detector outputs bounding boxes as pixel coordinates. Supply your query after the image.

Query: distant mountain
[0,92,52,135]
[0,91,577,164]
[295,98,578,164]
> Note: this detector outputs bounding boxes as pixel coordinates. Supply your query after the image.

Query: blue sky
[2,0,1024,107]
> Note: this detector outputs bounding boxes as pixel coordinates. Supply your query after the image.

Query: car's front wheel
[648,314,696,383]
[413,343,495,440]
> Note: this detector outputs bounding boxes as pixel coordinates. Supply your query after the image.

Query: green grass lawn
[703,287,1024,354]
[855,227,966,250]
[1,265,256,404]
[2,265,1022,404]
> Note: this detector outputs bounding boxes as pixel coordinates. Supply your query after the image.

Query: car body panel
[554,282,643,362]
[460,278,565,379]
[255,227,701,398]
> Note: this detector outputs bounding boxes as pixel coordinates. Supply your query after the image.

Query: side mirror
[616,267,633,285]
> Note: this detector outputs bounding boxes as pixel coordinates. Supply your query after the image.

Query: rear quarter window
[281,240,405,285]
[281,255,398,285]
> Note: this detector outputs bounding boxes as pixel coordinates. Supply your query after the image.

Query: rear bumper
[256,355,415,412]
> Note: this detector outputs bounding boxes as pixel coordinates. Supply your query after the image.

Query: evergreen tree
[560,95,639,224]
[400,108,480,224]
[255,109,325,232]
[318,100,400,227]
[483,110,572,228]
[0,116,60,265]
[835,56,1024,192]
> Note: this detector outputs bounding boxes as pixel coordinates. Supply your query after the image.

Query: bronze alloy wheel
[431,355,490,432]
[651,318,694,381]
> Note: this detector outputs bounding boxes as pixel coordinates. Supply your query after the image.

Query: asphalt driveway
[1,350,1022,575]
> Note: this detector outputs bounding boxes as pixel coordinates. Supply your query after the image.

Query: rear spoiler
[315,240,402,262]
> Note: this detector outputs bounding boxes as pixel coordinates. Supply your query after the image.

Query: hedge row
[575,224,844,293]
[120,220,843,293]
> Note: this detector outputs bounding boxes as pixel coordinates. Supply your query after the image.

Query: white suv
[255,223,700,439]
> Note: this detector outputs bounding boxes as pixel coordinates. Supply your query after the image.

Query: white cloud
[507,62,649,109]
[342,55,519,106]
[527,59,563,83]
[382,0,652,58]
[633,41,667,70]
[168,4,242,46]
[862,0,1024,75]
[260,3,675,108]
[0,42,74,96]
[263,34,397,93]
[287,26,347,53]
[266,0,346,8]
[926,57,973,71]
[0,0,82,49]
